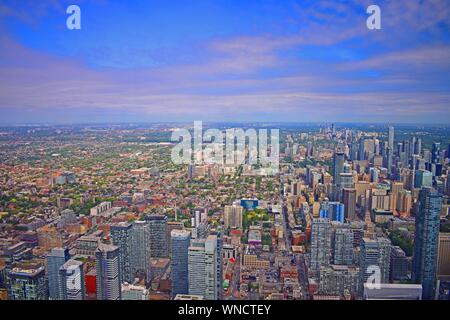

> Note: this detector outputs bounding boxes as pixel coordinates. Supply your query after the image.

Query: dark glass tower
[413,187,442,300]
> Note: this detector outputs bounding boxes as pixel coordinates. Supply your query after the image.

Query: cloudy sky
[0,0,449,124]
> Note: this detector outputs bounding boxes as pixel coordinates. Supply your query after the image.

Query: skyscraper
[431,142,440,164]
[333,151,345,186]
[59,259,85,300]
[110,222,133,283]
[343,188,356,221]
[415,138,422,156]
[415,170,433,188]
[413,187,442,300]
[310,218,332,273]
[46,247,70,300]
[388,126,394,151]
[146,215,169,258]
[359,237,391,291]
[188,235,218,299]
[96,244,121,300]
[332,225,354,265]
[171,230,191,298]
[131,220,151,279]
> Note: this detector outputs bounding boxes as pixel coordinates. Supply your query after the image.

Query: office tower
[171,230,191,298]
[332,225,354,265]
[343,188,356,221]
[359,237,391,288]
[350,142,358,161]
[333,151,345,186]
[188,235,218,299]
[210,230,223,300]
[223,204,243,229]
[388,126,394,150]
[411,136,416,156]
[415,170,433,188]
[415,138,422,156]
[370,167,379,183]
[110,222,133,283]
[9,262,47,300]
[385,147,393,174]
[390,246,408,281]
[319,265,360,297]
[96,244,121,300]
[432,142,440,164]
[46,247,70,300]
[59,259,85,300]
[358,138,366,160]
[131,220,151,278]
[403,140,411,163]
[413,187,442,300]
[437,233,450,281]
[146,215,168,258]
[306,141,313,158]
[310,218,332,273]
[446,173,450,196]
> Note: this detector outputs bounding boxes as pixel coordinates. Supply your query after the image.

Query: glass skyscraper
[110,222,133,283]
[46,247,70,300]
[145,215,169,258]
[413,187,442,300]
[170,229,191,298]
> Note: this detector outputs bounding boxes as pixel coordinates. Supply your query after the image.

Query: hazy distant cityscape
[0,122,449,300]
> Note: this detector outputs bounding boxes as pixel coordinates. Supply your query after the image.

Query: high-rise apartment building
[59,259,85,300]
[319,265,360,297]
[96,244,121,300]
[310,218,332,273]
[359,237,391,290]
[223,204,243,229]
[332,225,354,265]
[9,262,47,300]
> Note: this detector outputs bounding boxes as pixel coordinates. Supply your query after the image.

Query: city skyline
[1,0,449,124]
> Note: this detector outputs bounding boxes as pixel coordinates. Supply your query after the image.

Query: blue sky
[0,0,449,123]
